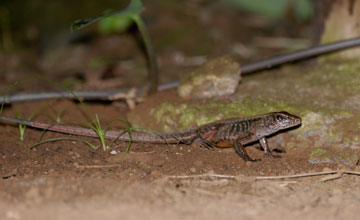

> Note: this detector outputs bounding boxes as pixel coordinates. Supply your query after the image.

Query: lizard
[0,111,301,162]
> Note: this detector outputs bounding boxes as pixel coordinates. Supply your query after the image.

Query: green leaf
[98,14,133,34]
[71,0,144,32]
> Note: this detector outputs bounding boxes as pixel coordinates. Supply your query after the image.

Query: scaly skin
[0,112,301,161]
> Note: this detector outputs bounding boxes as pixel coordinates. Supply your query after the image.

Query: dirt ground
[1,1,360,219]
[1,97,360,220]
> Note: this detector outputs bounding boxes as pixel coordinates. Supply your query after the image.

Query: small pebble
[110,150,117,155]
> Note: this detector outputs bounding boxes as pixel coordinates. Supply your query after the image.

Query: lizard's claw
[264,151,282,158]
[199,138,215,150]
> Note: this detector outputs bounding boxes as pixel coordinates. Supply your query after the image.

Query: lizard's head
[254,111,301,139]
[269,111,302,131]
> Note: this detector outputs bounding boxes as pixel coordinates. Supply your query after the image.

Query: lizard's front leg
[233,139,260,162]
[259,137,282,158]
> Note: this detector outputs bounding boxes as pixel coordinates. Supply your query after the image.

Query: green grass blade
[103,118,134,161]
[120,129,132,162]
[15,112,26,141]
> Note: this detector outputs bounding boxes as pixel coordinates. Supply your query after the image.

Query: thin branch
[166,170,360,182]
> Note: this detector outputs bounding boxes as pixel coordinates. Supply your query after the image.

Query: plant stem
[132,15,158,95]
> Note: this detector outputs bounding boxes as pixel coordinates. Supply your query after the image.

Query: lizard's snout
[294,117,302,125]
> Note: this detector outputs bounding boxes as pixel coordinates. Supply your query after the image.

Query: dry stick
[320,171,344,182]
[109,87,140,109]
[166,170,360,182]
[167,173,238,179]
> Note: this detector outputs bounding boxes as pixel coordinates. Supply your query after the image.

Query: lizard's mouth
[294,117,302,125]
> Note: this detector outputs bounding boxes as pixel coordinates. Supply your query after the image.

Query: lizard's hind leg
[192,137,216,150]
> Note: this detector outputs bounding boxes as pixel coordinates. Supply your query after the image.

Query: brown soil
[1,96,360,220]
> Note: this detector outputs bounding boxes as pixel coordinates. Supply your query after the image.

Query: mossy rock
[308,148,335,164]
[178,56,241,99]
[337,151,359,167]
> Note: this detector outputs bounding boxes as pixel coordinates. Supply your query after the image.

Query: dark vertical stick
[133,16,159,95]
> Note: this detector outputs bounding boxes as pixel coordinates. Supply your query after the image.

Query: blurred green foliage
[225,0,312,20]
[98,14,133,34]
[0,0,128,50]
[0,0,312,51]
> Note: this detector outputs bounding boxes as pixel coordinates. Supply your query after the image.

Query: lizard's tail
[0,115,196,144]
[0,115,105,138]
[105,129,197,144]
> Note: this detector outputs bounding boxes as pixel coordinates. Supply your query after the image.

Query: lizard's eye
[277,115,283,121]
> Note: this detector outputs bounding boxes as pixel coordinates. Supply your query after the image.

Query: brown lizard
[0,111,301,161]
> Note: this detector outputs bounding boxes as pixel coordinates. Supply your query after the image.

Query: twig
[320,171,344,182]
[255,171,338,180]
[256,170,360,181]
[109,87,141,109]
[167,173,237,179]
[166,170,360,182]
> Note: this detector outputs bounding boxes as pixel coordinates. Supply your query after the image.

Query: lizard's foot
[264,151,282,158]
[200,140,215,150]
[198,138,215,150]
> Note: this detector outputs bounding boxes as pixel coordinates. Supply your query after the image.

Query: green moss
[354,136,360,142]
[310,148,327,155]
[308,148,334,163]
[306,59,360,93]
[338,151,349,159]
[337,151,359,167]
